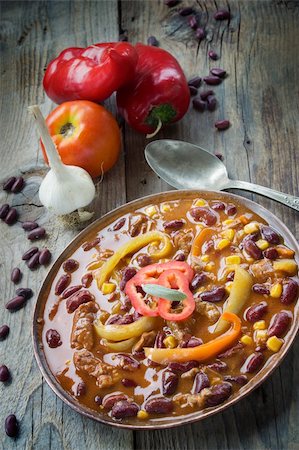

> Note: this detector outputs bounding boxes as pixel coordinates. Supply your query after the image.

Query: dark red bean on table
[210,68,226,78]
[208,50,218,60]
[22,247,38,260]
[76,382,86,397]
[260,226,280,244]
[195,27,205,40]
[188,15,197,29]
[63,259,79,273]
[192,97,206,112]
[263,247,278,260]
[46,329,62,348]
[55,274,71,295]
[214,9,231,20]
[200,286,226,303]
[204,75,222,85]
[26,252,40,270]
[62,285,82,299]
[205,382,232,407]
[11,268,21,283]
[22,221,38,231]
[189,85,198,96]
[0,203,10,219]
[215,120,230,130]
[215,152,224,160]
[103,393,128,410]
[27,227,46,240]
[3,177,16,191]
[190,272,207,291]
[39,248,51,265]
[162,370,179,395]
[66,290,94,313]
[111,400,139,419]
[5,295,27,311]
[0,364,10,382]
[245,301,268,322]
[137,254,152,267]
[164,0,180,6]
[16,287,33,299]
[200,89,214,100]
[121,378,137,388]
[112,217,126,231]
[5,414,18,437]
[81,272,93,288]
[120,267,137,291]
[267,311,291,337]
[118,33,128,42]
[0,324,10,340]
[179,6,193,16]
[224,375,248,386]
[4,208,18,225]
[188,76,202,88]
[144,397,174,414]
[147,35,159,46]
[281,279,298,305]
[207,96,217,111]
[11,176,24,193]
[243,239,262,259]
[244,352,264,373]
[190,207,217,225]
[163,219,185,230]
[192,371,210,394]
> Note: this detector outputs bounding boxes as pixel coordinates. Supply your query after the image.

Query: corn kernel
[256,239,270,250]
[163,336,177,348]
[225,281,233,294]
[137,410,149,420]
[102,282,116,295]
[266,336,283,352]
[217,238,231,250]
[221,229,235,241]
[240,335,253,346]
[254,329,268,343]
[161,203,171,213]
[244,222,259,234]
[205,262,215,272]
[111,301,122,314]
[223,219,234,226]
[194,198,206,207]
[225,255,241,265]
[201,254,210,262]
[145,205,157,217]
[253,320,266,330]
[270,283,282,298]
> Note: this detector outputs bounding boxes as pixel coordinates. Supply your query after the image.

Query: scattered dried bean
[27,227,46,240]
[204,75,222,85]
[11,268,21,284]
[0,325,10,340]
[147,35,159,46]
[11,177,24,193]
[195,27,205,40]
[188,76,202,88]
[179,6,193,16]
[22,221,38,231]
[4,208,18,225]
[211,201,225,211]
[188,16,197,29]
[207,96,217,111]
[3,177,16,191]
[214,10,231,20]
[0,365,10,382]
[192,97,206,112]
[200,89,214,100]
[26,252,40,270]
[164,0,180,6]
[0,204,10,219]
[5,295,27,311]
[189,85,198,96]
[215,120,230,130]
[210,68,226,78]
[22,247,39,260]
[5,414,18,437]
[208,50,218,60]
[16,287,33,299]
[39,248,51,265]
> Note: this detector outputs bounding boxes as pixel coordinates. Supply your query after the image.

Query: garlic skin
[28,105,96,215]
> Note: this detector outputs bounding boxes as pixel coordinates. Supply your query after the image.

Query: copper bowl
[32,190,299,429]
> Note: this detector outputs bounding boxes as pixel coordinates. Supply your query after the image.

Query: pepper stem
[146,118,162,139]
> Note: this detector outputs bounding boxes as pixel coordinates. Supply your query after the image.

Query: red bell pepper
[116,43,190,134]
[43,42,138,104]
[157,269,195,321]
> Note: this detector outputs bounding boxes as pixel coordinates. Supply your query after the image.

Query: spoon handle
[226,180,299,212]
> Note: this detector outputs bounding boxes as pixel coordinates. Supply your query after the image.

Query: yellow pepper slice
[94,231,172,289]
[94,316,158,341]
[102,336,138,352]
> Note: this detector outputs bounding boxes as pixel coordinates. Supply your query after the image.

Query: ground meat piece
[128,214,149,237]
[71,302,98,351]
[181,367,200,379]
[132,330,157,353]
[173,388,211,408]
[250,259,274,282]
[195,300,220,323]
[173,230,194,255]
[166,316,196,341]
[73,349,120,389]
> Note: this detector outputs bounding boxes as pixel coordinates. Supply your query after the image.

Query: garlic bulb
[28,105,95,215]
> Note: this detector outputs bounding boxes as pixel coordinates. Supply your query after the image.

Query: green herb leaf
[142,284,187,302]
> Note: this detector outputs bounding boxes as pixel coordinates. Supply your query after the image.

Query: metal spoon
[145,139,299,212]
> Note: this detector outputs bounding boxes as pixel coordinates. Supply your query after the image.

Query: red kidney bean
[204,75,222,85]
[281,279,298,305]
[120,296,132,312]
[11,268,21,283]
[268,311,291,337]
[94,395,102,405]
[5,414,18,437]
[0,203,10,219]
[11,176,24,193]
[188,16,197,30]
[215,120,230,130]
[243,239,262,259]
[200,89,214,100]
[121,378,137,388]
[252,284,270,295]
[147,35,159,46]
[244,352,264,373]
[81,272,93,288]
[192,371,210,394]
[27,252,40,270]
[103,393,128,410]
[66,290,94,313]
[144,397,174,414]
[168,360,199,373]
[243,232,259,243]
[114,354,140,371]
[214,9,230,20]
[226,271,235,281]
[3,177,16,191]
[189,85,198,96]
[112,217,126,231]
[22,221,38,231]
[192,97,206,112]
[155,331,166,348]
[245,302,268,322]
[200,286,226,303]
[207,96,217,111]
[22,247,38,260]
[39,248,51,265]
[261,226,280,244]
[224,375,248,385]
[132,310,143,321]
[0,365,10,382]
[210,68,226,78]
[174,252,186,261]
[226,203,237,215]
[55,274,71,295]
[164,0,180,6]
[5,295,27,311]
[195,27,205,40]
[163,219,185,230]
[62,285,82,299]
[137,254,152,267]
[205,382,232,407]
[112,400,139,419]
[190,272,207,291]
[46,329,62,348]
[27,227,46,240]
[120,267,137,291]
[4,208,18,225]
[16,287,33,299]
[263,247,278,260]
[208,50,218,60]
[190,207,217,225]
[76,382,86,397]
[179,6,193,16]
[211,201,225,211]
[106,314,134,325]
[0,324,10,340]
[82,237,100,251]
[207,360,228,371]
[63,259,79,273]
[185,336,203,347]
[219,342,244,358]
[162,370,179,395]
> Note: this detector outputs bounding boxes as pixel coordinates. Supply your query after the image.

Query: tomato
[41,100,121,178]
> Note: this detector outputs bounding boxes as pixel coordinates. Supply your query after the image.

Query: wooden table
[0,1,298,449]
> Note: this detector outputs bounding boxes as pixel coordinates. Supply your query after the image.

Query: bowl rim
[32,189,299,430]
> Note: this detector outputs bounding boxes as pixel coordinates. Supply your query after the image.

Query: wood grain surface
[0,1,298,449]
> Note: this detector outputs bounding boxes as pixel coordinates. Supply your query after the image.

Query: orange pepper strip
[144,312,241,364]
[191,228,215,257]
